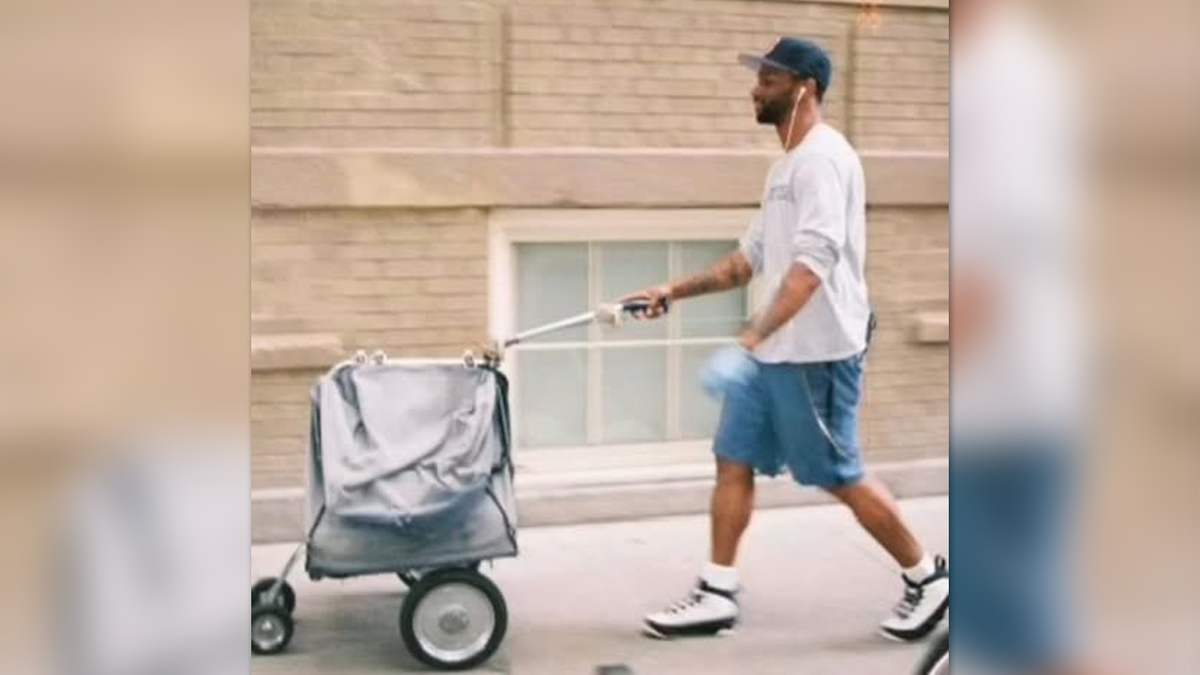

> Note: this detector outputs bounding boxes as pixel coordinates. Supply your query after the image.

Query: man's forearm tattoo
[672,253,753,300]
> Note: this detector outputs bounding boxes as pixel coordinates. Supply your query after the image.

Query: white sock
[701,562,739,592]
[903,554,936,583]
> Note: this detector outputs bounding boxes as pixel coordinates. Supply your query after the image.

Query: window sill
[512,440,713,489]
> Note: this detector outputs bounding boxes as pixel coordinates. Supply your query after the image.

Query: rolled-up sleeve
[739,213,765,275]
[790,156,845,281]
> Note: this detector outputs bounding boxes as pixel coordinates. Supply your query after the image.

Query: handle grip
[620,296,670,316]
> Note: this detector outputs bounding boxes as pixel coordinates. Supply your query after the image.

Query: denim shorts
[712,355,866,488]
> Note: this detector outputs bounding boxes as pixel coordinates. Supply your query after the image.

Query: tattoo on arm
[670,251,754,300]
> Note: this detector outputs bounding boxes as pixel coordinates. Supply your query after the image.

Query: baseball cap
[738,37,833,94]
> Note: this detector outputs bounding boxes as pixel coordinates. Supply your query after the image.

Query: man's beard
[755,96,793,125]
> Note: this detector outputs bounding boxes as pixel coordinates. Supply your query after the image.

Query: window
[490,208,761,452]
[503,235,751,450]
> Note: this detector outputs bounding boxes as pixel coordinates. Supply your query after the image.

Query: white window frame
[488,208,766,456]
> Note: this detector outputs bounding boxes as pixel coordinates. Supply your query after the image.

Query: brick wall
[249,205,950,491]
[251,206,490,489]
[505,0,853,148]
[860,206,949,460]
[251,0,498,147]
[251,368,317,490]
[250,0,950,495]
[252,0,948,150]
[851,12,950,150]
[251,207,489,356]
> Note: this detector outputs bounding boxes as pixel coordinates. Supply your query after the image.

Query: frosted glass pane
[680,241,745,338]
[680,344,729,439]
[601,347,667,444]
[517,350,587,448]
[598,242,669,342]
[516,244,589,342]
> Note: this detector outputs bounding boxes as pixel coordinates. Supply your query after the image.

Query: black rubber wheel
[399,568,507,671]
[913,630,949,675]
[252,577,296,615]
[251,605,295,655]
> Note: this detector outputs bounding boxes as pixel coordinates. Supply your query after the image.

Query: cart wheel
[399,568,507,671]
[252,605,294,655]
[252,577,296,615]
[913,630,949,675]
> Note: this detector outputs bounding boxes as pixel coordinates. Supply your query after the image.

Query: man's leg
[642,370,772,639]
[825,476,948,641]
[772,358,949,642]
[710,458,755,566]
[826,476,923,569]
[641,460,757,639]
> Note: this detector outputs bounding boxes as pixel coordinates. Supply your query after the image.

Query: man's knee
[827,480,890,522]
[715,458,755,489]
[825,478,867,504]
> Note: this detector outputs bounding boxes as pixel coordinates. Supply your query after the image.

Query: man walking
[625,37,949,642]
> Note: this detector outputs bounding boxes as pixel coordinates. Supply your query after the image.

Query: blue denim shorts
[712,355,865,488]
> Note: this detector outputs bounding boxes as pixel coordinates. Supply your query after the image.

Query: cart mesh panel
[305,362,517,577]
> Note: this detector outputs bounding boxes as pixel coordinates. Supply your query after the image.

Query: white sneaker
[642,581,739,639]
[879,555,950,642]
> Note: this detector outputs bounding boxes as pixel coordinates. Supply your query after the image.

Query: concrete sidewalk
[251,496,949,674]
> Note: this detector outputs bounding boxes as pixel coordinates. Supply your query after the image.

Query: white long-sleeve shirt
[740,122,872,364]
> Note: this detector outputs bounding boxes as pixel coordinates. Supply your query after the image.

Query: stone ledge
[251,333,344,373]
[251,149,948,210]
[520,458,948,528]
[251,314,307,336]
[250,457,948,543]
[912,311,949,344]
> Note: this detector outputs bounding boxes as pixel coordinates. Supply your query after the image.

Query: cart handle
[501,298,669,349]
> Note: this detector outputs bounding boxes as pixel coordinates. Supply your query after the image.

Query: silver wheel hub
[414,582,495,663]
[253,614,286,650]
[438,606,471,634]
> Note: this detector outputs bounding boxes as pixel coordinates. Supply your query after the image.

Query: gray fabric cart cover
[305,360,518,577]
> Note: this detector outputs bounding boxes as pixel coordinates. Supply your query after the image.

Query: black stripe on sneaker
[879,596,949,642]
[698,581,738,601]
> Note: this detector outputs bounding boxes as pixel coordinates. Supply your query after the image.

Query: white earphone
[784,85,808,151]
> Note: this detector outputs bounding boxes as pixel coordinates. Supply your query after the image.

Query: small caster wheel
[252,577,296,615]
[252,605,294,655]
[399,568,507,671]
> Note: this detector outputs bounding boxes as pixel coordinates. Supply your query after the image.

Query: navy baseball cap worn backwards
[738,37,832,93]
